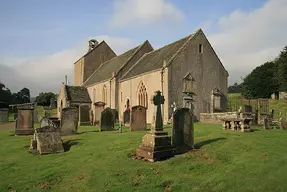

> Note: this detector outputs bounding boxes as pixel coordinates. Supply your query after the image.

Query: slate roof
[83,43,142,86]
[120,33,195,81]
[65,85,91,103]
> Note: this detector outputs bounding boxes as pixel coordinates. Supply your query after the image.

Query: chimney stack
[88,39,99,52]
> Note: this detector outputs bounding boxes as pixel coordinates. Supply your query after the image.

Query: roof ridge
[142,32,195,56]
[120,52,149,80]
[114,40,152,77]
[82,43,143,86]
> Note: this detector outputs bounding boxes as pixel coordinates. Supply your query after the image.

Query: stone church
[57,29,228,124]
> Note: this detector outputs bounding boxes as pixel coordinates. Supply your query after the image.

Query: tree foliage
[0,82,31,105]
[275,46,287,91]
[241,61,279,99]
[36,92,56,106]
[228,82,242,93]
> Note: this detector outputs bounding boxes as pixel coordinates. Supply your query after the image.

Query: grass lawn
[1,123,287,192]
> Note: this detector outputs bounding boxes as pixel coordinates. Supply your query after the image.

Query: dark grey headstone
[123,109,130,124]
[100,107,114,131]
[172,108,194,149]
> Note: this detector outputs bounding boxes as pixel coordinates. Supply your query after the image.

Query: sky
[0,0,286,96]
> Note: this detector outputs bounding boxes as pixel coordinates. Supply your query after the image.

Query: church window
[138,82,148,108]
[199,44,203,54]
[121,92,123,102]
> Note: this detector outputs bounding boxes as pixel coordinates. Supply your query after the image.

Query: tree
[241,61,279,99]
[36,92,56,106]
[275,46,287,91]
[0,82,12,104]
[228,82,243,93]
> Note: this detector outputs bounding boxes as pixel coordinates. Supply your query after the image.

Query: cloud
[0,36,135,96]
[204,0,287,85]
[109,0,183,28]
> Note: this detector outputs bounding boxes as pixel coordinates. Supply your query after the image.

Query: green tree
[275,46,287,91]
[0,82,12,104]
[241,61,279,99]
[36,92,56,106]
[228,82,243,93]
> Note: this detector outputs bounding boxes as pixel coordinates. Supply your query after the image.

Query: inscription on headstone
[130,106,147,131]
[15,108,35,135]
[60,107,78,136]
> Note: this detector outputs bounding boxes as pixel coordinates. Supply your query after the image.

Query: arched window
[102,85,107,103]
[138,82,148,108]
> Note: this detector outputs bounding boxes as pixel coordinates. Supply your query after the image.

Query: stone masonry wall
[168,30,228,120]
[200,112,238,124]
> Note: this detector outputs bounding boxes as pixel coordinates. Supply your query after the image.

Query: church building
[57,29,229,124]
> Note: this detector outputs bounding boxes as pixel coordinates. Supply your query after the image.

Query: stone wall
[200,112,238,124]
[168,30,228,120]
[83,41,116,83]
[118,70,167,124]
[0,108,9,122]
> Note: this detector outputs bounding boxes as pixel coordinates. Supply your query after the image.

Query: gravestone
[14,113,18,120]
[0,108,9,123]
[47,117,60,128]
[279,118,287,130]
[123,109,130,125]
[79,105,90,125]
[60,107,78,136]
[244,105,252,113]
[30,120,64,154]
[15,108,35,135]
[136,91,175,162]
[172,108,194,152]
[130,106,147,131]
[111,109,119,123]
[100,107,114,131]
[89,110,94,125]
[210,88,222,113]
[263,116,270,130]
[94,102,106,125]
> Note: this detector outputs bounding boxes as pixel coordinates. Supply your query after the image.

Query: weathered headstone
[263,116,270,130]
[172,108,194,152]
[89,110,94,125]
[279,118,287,130]
[210,88,222,113]
[30,120,64,154]
[100,107,114,131]
[136,91,175,162]
[123,109,130,125]
[15,108,35,135]
[60,107,78,136]
[130,106,147,131]
[79,105,90,125]
[111,109,119,123]
[0,108,9,123]
[94,102,105,125]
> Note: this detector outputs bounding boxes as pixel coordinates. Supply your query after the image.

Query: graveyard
[0,121,286,191]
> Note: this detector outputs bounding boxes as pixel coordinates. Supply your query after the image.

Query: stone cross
[152,91,165,132]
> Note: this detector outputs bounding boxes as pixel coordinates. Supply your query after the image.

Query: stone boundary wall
[200,112,238,124]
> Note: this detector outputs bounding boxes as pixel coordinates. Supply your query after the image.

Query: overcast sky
[0,0,286,96]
